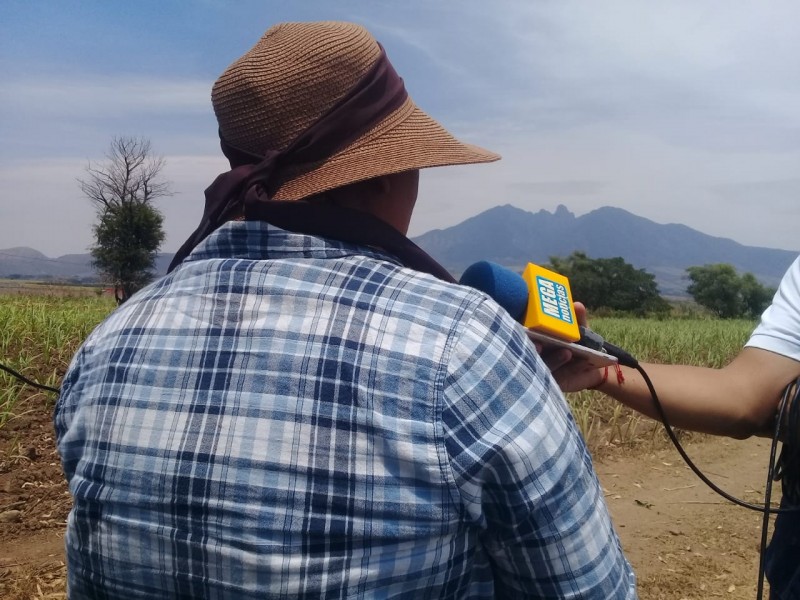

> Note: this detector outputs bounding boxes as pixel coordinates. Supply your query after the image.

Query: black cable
[636,362,792,512]
[755,380,794,600]
[0,361,60,394]
[599,341,800,599]
[775,380,800,502]
[603,341,800,514]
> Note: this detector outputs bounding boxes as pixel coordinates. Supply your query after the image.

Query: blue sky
[2,0,799,256]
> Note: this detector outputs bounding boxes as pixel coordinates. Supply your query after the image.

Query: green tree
[686,264,775,319]
[92,203,165,303]
[79,137,170,304]
[547,251,670,315]
[739,272,776,318]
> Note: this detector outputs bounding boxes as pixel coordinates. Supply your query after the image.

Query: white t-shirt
[746,256,800,362]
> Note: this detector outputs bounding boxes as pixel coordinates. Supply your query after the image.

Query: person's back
[57,221,634,597]
[55,21,636,598]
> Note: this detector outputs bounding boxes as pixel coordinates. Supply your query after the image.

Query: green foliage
[91,203,165,302]
[591,316,755,367]
[547,251,670,316]
[686,263,775,319]
[739,272,775,318]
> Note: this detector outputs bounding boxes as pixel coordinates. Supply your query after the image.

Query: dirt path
[598,435,779,599]
[0,407,783,598]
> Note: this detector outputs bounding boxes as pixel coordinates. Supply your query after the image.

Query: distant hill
[412,204,796,296]
[0,247,95,281]
[2,205,796,297]
[0,247,173,283]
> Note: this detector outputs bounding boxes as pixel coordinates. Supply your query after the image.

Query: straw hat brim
[271,97,500,201]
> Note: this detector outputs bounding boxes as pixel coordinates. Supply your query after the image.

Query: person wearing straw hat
[55,21,636,598]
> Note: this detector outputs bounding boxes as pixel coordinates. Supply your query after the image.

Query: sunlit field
[0,288,756,453]
[0,292,115,427]
[570,316,756,454]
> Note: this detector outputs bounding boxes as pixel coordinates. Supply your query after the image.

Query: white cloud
[1,76,212,119]
[2,1,799,256]
[0,155,228,257]
[0,158,96,255]
[451,1,800,151]
[158,155,232,252]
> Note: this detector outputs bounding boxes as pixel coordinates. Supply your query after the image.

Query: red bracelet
[592,364,626,388]
[613,363,625,385]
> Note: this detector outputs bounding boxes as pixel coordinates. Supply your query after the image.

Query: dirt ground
[599,436,778,599]
[0,395,783,599]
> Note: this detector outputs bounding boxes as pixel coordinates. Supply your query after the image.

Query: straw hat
[211,21,499,201]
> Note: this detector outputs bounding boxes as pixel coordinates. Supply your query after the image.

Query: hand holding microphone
[459,260,624,392]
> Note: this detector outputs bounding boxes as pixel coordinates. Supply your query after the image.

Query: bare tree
[80,136,171,211]
[79,136,171,304]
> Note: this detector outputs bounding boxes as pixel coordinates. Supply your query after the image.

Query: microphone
[458,260,529,323]
[460,261,580,341]
[459,261,627,367]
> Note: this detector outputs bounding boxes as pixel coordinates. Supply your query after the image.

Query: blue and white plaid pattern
[56,221,636,598]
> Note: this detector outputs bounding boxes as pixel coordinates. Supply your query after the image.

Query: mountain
[1,205,796,297]
[0,247,174,283]
[0,247,94,281]
[411,204,797,296]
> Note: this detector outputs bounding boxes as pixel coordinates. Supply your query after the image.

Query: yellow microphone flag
[521,263,581,342]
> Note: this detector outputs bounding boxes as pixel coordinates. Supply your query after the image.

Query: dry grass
[0,561,66,600]
[566,315,755,455]
[0,280,104,298]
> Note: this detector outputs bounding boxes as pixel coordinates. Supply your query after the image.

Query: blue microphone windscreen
[459,261,528,322]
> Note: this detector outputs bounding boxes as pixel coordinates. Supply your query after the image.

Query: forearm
[595,351,795,439]
[596,363,755,438]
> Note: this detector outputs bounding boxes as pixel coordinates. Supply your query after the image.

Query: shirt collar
[181,220,404,268]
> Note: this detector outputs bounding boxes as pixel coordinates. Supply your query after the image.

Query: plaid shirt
[56,221,636,599]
